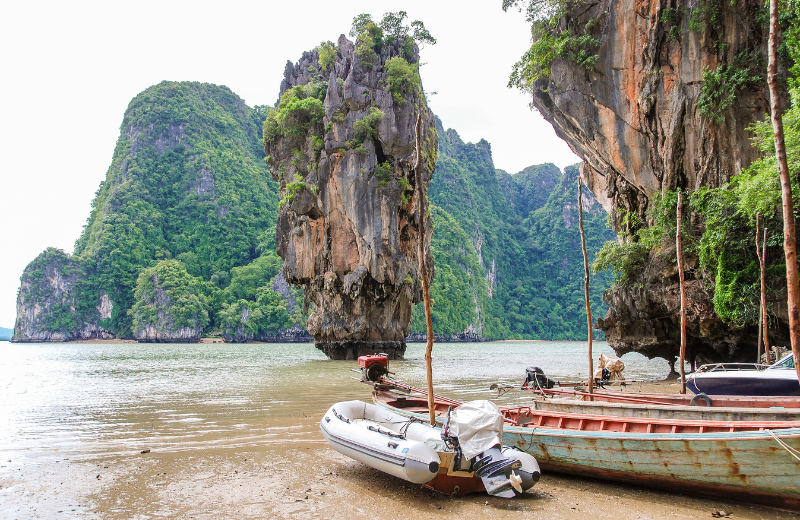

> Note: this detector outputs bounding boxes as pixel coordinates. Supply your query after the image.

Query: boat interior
[374,390,800,434]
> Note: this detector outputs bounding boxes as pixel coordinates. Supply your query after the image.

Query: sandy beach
[2,379,797,519]
[2,342,797,520]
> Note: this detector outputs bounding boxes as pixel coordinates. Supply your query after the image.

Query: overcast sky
[0,0,580,329]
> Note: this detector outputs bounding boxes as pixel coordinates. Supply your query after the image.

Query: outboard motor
[447,400,541,497]
[522,366,556,391]
[472,445,540,497]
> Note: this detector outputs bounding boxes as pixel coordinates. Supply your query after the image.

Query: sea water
[0,341,670,466]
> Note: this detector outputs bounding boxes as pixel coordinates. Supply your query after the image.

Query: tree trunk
[768,0,800,382]
[677,190,687,394]
[413,114,436,426]
[763,226,771,361]
[578,182,593,397]
[757,214,770,364]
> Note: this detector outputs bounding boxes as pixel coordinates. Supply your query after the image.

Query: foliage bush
[263,83,326,146]
[353,107,384,143]
[316,41,336,72]
[698,53,761,123]
[385,57,421,104]
[508,17,600,94]
[129,259,210,332]
[350,12,436,68]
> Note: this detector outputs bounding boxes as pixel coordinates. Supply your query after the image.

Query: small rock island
[265,30,437,359]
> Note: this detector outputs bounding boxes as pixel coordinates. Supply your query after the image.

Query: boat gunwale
[373,394,800,441]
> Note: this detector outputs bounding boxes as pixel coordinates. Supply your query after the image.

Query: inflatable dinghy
[320,399,540,497]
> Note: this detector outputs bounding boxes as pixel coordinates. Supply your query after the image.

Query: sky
[0,0,580,329]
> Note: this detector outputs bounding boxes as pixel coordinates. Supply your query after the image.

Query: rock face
[531,0,777,361]
[266,35,436,359]
[13,248,115,342]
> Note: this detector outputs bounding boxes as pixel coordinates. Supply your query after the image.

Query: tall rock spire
[265,33,437,359]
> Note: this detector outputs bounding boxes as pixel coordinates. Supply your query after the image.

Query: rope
[765,429,800,462]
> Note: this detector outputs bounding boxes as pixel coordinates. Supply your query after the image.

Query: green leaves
[130,259,210,332]
[509,19,600,93]
[263,84,326,146]
[385,57,420,104]
[698,53,761,123]
[316,41,336,72]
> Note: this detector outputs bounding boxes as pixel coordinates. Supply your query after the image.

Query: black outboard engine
[522,366,556,391]
[472,445,541,497]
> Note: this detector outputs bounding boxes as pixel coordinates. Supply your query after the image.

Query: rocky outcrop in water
[13,82,286,342]
[266,35,437,359]
[13,248,115,342]
[530,0,777,361]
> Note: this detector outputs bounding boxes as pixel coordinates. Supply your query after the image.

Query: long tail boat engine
[357,354,389,382]
[521,366,556,391]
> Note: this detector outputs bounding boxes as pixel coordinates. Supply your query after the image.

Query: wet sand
[1,343,797,519]
[2,382,797,519]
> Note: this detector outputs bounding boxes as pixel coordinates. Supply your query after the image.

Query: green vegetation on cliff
[16,81,302,341]
[130,260,210,333]
[410,118,615,340]
[17,80,614,342]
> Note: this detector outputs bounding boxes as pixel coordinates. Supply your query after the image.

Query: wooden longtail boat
[530,398,800,421]
[373,387,800,511]
[533,387,800,408]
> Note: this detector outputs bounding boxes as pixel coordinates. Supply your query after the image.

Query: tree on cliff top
[350,12,436,47]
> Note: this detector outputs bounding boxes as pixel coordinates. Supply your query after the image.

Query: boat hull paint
[502,426,800,511]
[532,388,800,408]
[375,401,800,511]
[531,399,800,421]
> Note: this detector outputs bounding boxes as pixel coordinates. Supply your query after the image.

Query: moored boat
[687,353,800,396]
[373,388,800,511]
[320,399,541,497]
[532,386,800,408]
[529,397,800,421]
[530,386,800,408]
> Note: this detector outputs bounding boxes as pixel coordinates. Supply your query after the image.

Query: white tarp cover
[594,353,625,381]
[448,400,504,460]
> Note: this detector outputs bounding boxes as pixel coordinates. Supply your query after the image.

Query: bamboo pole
[757,213,763,364]
[578,182,593,397]
[413,114,436,426]
[677,190,687,394]
[763,226,771,362]
[768,0,800,382]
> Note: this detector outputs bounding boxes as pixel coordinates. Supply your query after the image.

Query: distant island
[12,80,613,345]
[0,327,12,340]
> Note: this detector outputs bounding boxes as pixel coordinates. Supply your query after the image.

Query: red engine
[358,354,388,369]
[358,354,389,382]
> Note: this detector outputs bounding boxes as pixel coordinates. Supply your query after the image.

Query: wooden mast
[757,213,764,364]
[677,190,687,394]
[413,114,436,426]
[578,182,594,397]
[763,226,771,361]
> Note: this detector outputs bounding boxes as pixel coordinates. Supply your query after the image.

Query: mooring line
[765,429,800,462]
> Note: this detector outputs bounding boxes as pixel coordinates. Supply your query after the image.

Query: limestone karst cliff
[13,81,295,343]
[526,0,781,361]
[14,248,115,342]
[265,33,437,360]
